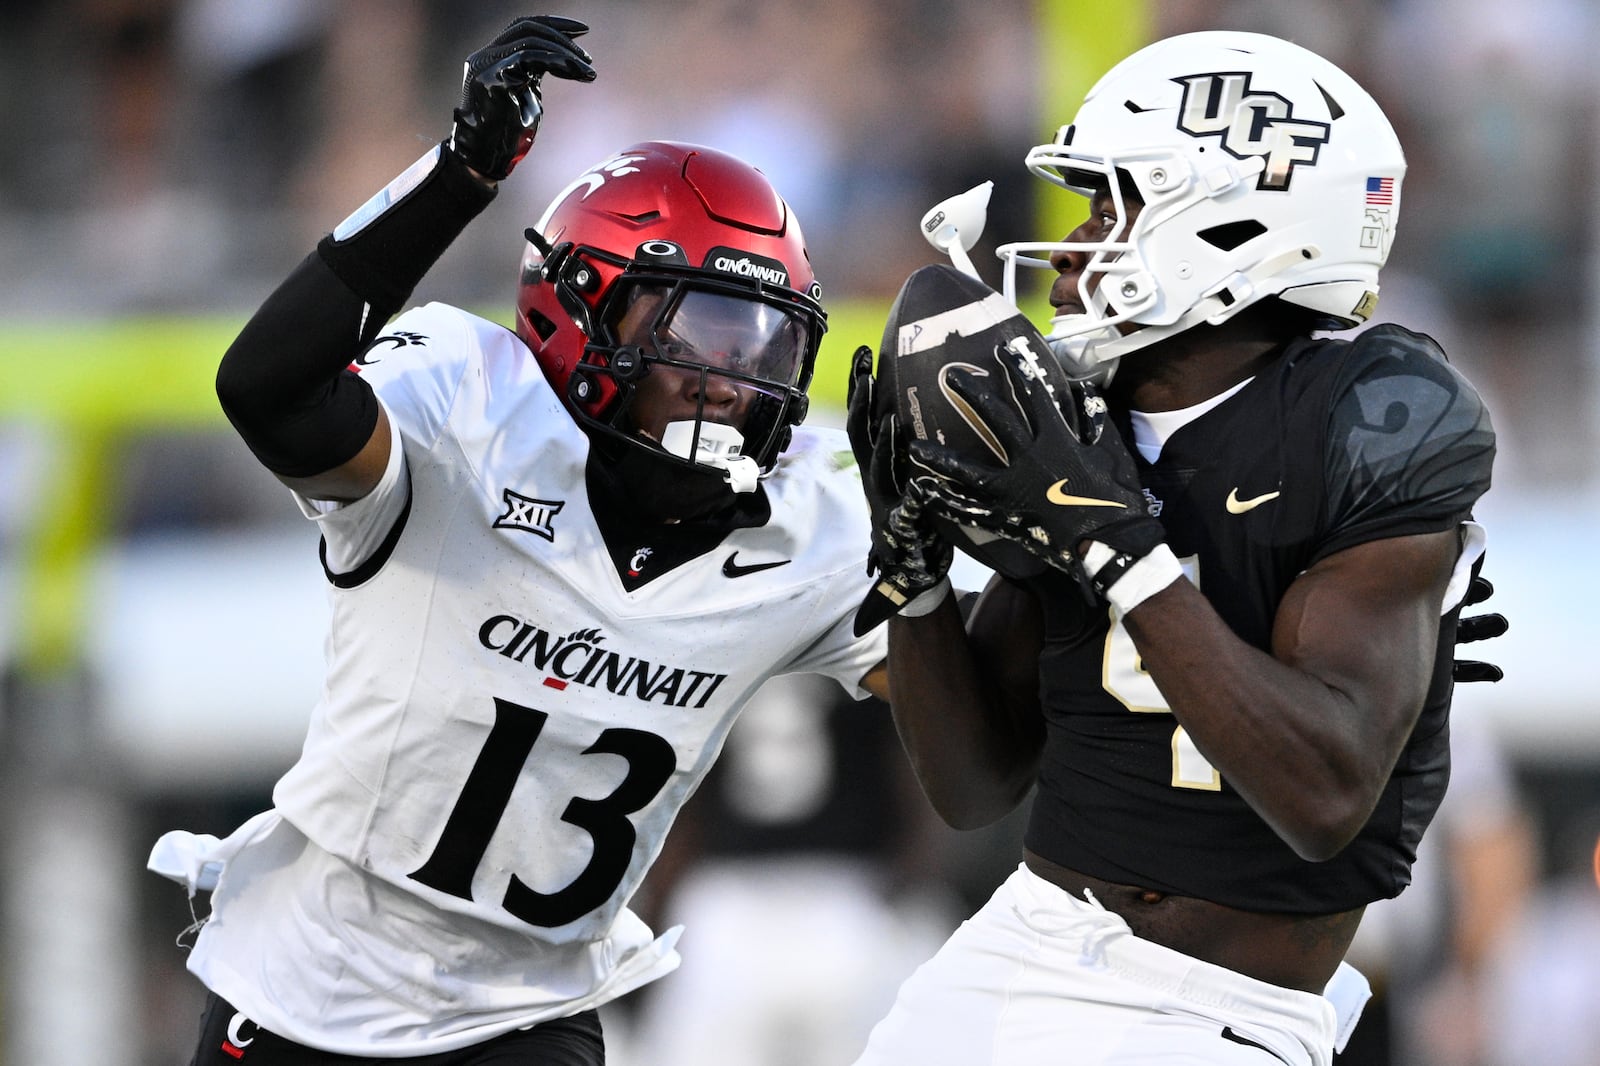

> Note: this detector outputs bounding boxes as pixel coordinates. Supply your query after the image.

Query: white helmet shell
[998,31,1405,383]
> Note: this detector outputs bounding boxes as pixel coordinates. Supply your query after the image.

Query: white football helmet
[997,31,1406,383]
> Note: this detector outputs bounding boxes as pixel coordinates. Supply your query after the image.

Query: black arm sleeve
[216,145,497,478]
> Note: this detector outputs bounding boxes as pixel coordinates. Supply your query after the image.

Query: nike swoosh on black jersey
[722,552,791,578]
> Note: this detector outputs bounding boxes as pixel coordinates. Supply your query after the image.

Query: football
[875,262,1074,580]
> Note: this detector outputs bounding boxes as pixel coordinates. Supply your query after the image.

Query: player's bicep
[1272,529,1456,728]
[293,413,411,581]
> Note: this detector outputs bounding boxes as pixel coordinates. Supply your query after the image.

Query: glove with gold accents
[909,340,1167,605]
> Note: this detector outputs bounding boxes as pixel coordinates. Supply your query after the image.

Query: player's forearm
[1122,575,1425,861]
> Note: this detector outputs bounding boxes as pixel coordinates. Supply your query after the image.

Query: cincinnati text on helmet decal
[478,616,729,708]
[1172,72,1330,191]
[705,247,790,287]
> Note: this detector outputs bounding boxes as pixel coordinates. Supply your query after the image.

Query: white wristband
[898,576,953,618]
[1087,542,1183,614]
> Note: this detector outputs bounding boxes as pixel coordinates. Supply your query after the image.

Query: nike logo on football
[1225,487,1281,514]
[1046,479,1126,508]
[722,552,790,578]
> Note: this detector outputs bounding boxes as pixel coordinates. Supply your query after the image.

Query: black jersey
[1022,324,1495,914]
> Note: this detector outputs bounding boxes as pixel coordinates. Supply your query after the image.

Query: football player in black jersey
[849,30,1496,1066]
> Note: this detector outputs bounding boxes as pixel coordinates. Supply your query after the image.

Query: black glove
[1453,572,1508,683]
[448,15,596,181]
[908,341,1162,601]
[846,346,954,635]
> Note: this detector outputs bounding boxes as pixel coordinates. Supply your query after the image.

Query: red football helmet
[516,141,826,490]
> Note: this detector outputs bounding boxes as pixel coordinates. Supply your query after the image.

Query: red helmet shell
[516,142,824,468]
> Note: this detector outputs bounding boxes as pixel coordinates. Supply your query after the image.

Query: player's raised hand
[909,341,1162,598]
[448,15,596,181]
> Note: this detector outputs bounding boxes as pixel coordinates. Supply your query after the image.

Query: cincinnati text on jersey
[478,615,729,709]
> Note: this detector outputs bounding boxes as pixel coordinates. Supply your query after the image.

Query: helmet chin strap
[660,420,761,493]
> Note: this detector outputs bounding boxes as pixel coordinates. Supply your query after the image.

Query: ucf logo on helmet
[1173,72,1331,191]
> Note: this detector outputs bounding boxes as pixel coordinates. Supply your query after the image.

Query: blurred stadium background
[2,1,1598,1063]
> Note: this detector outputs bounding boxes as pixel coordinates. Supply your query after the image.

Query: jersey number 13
[408,697,676,927]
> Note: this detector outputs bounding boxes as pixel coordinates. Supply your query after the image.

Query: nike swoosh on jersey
[1225,487,1282,514]
[722,552,791,578]
[1046,479,1127,508]
[1220,1027,1293,1065]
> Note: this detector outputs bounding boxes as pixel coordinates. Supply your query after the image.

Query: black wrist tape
[1090,550,1140,598]
[316,142,498,323]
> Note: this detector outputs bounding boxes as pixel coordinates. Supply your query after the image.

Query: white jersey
[150,303,887,1054]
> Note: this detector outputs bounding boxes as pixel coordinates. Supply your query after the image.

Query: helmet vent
[618,210,662,224]
[1197,219,1267,251]
[1314,82,1344,120]
[524,307,558,342]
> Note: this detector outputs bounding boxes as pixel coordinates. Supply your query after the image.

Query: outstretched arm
[215,16,595,502]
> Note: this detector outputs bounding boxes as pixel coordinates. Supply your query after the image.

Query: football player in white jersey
[147,16,888,1064]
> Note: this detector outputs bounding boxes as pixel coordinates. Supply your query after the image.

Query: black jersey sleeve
[1314,324,1495,564]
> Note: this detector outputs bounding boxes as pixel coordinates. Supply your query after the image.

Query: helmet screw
[1121,281,1139,299]
[1176,262,1193,280]
[573,268,592,287]
[1149,168,1168,187]
[574,379,592,400]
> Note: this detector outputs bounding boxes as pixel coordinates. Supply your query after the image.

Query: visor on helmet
[592,278,818,491]
[614,281,813,391]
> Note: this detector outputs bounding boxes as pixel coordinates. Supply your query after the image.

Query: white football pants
[851,864,1360,1066]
